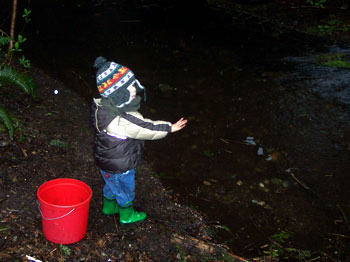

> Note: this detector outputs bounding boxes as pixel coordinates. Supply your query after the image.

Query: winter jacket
[91,98,171,173]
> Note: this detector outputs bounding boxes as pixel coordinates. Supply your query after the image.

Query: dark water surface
[20,0,350,257]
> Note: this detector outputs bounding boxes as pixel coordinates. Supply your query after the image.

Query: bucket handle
[37,201,75,221]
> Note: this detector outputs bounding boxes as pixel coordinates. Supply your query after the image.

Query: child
[91,56,187,225]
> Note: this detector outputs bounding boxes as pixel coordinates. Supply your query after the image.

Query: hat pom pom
[93,56,107,69]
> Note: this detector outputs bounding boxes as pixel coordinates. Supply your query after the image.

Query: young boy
[91,56,187,225]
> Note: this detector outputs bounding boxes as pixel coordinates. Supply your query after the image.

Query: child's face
[127,85,137,100]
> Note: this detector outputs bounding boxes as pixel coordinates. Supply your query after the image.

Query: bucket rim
[37,178,92,209]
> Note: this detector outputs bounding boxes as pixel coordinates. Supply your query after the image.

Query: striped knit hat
[93,56,144,108]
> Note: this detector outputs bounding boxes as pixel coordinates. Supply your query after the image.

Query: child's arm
[171,117,188,133]
[107,112,170,140]
[106,113,187,140]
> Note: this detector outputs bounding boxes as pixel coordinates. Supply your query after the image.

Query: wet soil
[1,0,350,261]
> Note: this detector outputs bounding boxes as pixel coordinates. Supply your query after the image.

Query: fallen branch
[287,170,311,191]
[219,138,255,146]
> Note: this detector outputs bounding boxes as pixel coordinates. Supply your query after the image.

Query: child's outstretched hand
[171,117,188,133]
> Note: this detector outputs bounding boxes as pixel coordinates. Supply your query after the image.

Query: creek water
[21,0,350,257]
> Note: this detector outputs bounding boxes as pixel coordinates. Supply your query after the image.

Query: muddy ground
[1,0,350,261]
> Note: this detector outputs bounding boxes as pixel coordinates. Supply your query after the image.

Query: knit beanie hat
[93,56,145,108]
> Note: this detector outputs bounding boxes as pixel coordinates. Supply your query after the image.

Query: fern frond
[0,66,36,98]
[0,36,11,46]
[0,105,14,140]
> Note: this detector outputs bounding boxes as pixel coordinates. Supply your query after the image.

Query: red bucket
[37,178,92,244]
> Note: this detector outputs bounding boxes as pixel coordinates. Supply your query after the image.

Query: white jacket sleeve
[106,111,171,140]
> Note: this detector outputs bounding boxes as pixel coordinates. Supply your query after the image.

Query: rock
[252,200,265,206]
[0,140,10,147]
[282,181,290,188]
[271,178,283,185]
[203,181,211,186]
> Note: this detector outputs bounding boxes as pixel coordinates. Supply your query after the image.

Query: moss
[314,53,350,69]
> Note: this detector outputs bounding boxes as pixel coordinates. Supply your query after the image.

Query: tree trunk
[5,0,18,65]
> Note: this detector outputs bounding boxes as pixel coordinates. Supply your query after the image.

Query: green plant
[0,36,11,51]
[7,33,31,68]
[22,8,31,23]
[59,244,72,256]
[0,66,36,140]
[0,106,15,140]
[203,149,215,157]
[314,53,350,69]
[317,24,335,34]
[306,0,326,8]
[0,2,34,139]
[0,66,36,96]
[1,2,32,68]
[18,54,30,68]
[263,230,311,260]
[176,244,187,262]
[0,2,35,146]
[11,34,26,52]
[50,139,69,148]
[306,15,350,36]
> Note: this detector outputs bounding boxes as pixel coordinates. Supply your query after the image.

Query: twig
[323,253,337,262]
[330,233,350,238]
[6,207,19,212]
[188,193,211,202]
[336,204,350,230]
[219,138,231,144]
[288,171,310,191]
[219,137,254,146]
[306,256,321,262]
[0,29,9,36]
[14,135,27,158]
[267,237,284,249]
[112,215,119,234]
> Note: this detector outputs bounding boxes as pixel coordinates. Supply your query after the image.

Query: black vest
[91,102,144,173]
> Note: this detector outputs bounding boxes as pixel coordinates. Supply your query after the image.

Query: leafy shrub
[0,66,36,140]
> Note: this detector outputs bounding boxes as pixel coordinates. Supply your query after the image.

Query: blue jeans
[100,169,135,207]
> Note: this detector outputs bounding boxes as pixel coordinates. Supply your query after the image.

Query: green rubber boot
[119,204,146,224]
[102,197,120,215]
